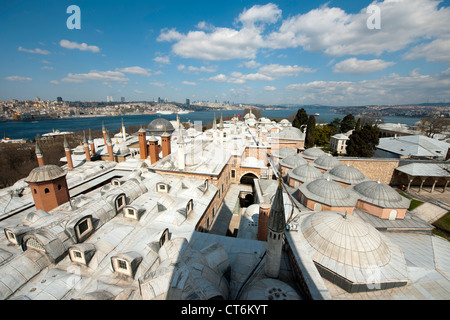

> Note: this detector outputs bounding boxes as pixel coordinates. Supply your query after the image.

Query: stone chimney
[148,134,159,164]
[138,127,148,160]
[105,130,114,161]
[83,132,91,161]
[161,129,171,158]
[64,135,74,169]
[35,139,45,167]
[88,129,95,156]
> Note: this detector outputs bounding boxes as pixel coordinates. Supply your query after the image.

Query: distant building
[329,130,352,155]
[56,97,63,103]
[121,97,125,103]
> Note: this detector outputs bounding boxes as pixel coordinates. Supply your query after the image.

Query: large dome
[352,181,411,209]
[329,163,367,185]
[298,211,408,292]
[147,118,175,136]
[313,154,342,170]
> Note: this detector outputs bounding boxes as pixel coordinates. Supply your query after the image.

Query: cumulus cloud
[116,66,151,76]
[61,70,128,83]
[18,46,50,55]
[258,64,315,77]
[264,86,277,91]
[153,56,170,64]
[237,3,282,26]
[403,38,450,63]
[204,72,274,84]
[182,81,198,86]
[286,68,450,105]
[239,60,261,69]
[5,76,32,82]
[59,40,100,53]
[178,65,217,73]
[332,58,395,74]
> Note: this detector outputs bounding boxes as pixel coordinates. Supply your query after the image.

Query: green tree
[305,115,316,148]
[328,117,342,133]
[355,117,361,132]
[346,124,380,157]
[292,108,309,132]
[340,114,356,133]
[314,124,337,146]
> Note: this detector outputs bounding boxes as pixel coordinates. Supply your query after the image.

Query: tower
[121,117,127,142]
[64,135,74,169]
[35,139,45,167]
[265,174,286,278]
[219,113,224,143]
[102,122,107,146]
[148,134,159,164]
[138,127,148,160]
[88,129,95,156]
[212,112,218,141]
[257,203,271,241]
[25,165,70,212]
[83,132,91,161]
[161,129,171,158]
[177,129,185,170]
[105,130,114,162]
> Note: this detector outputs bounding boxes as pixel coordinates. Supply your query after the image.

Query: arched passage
[239,173,259,185]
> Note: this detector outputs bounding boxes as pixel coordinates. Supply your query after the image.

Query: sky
[1,0,450,106]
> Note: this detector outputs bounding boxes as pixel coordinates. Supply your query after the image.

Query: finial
[344,208,348,219]
[377,177,381,184]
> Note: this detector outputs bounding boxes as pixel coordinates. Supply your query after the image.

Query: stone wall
[338,158,400,185]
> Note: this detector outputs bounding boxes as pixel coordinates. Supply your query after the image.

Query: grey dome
[301,147,325,160]
[239,278,301,300]
[352,181,410,209]
[278,126,305,141]
[290,162,323,183]
[25,165,66,183]
[299,176,358,207]
[329,164,367,184]
[273,147,296,159]
[147,118,175,136]
[280,154,308,169]
[313,154,342,170]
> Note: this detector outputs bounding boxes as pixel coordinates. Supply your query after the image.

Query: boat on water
[314,113,320,116]
[156,110,174,115]
[177,110,191,114]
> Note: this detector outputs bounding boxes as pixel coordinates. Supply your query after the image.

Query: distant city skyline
[1,0,450,106]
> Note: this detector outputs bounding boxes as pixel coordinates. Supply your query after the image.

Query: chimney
[177,130,185,170]
[102,122,107,146]
[88,129,95,156]
[257,203,271,241]
[148,134,159,164]
[35,139,45,167]
[64,135,74,169]
[83,132,91,161]
[138,127,148,160]
[105,130,114,162]
[161,129,171,158]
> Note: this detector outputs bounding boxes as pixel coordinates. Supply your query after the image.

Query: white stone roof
[376,135,450,158]
[396,162,450,178]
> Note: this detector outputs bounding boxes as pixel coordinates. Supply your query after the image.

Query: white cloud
[41,60,51,64]
[403,38,450,63]
[264,86,277,91]
[196,21,214,31]
[182,81,198,86]
[157,28,184,42]
[153,56,170,64]
[116,66,151,76]
[149,81,166,87]
[5,76,32,82]
[59,40,100,53]
[50,80,59,85]
[286,68,450,105]
[18,46,50,55]
[238,3,282,26]
[205,72,274,84]
[332,58,395,74]
[258,64,315,77]
[240,60,261,69]
[134,90,144,94]
[61,70,128,83]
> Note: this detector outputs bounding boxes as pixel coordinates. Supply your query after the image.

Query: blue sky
[1,0,450,106]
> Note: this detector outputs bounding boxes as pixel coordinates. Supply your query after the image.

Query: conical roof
[267,178,286,233]
[25,165,66,183]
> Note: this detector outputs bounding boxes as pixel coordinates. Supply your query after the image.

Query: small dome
[329,164,366,184]
[305,177,350,201]
[147,118,175,136]
[113,142,130,155]
[280,154,308,168]
[25,165,66,183]
[239,278,301,300]
[301,147,325,159]
[353,181,410,209]
[290,162,323,182]
[278,127,304,141]
[313,154,342,170]
[273,147,296,159]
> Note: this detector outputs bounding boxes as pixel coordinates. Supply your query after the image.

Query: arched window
[58,185,62,190]
[115,195,126,213]
[34,189,37,194]
[44,188,50,194]
[186,199,194,214]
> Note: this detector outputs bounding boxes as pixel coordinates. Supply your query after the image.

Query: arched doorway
[240,173,258,185]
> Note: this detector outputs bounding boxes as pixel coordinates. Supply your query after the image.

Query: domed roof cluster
[313,154,342,171]
[299,177,358,207]
[297,211,408,292]
[328,163,367,185]
[147,118,175,136]
[289,162,323,183]
[351,180,411,209]
[25,165,67,183]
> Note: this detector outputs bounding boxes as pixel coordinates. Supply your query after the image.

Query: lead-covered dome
[299,177,357,207]
[289,162,323,183]
[280,154,308,169]
[147,118,175,136]
[313,154,342,171]
[278,126,305,141]
[329,163,367,185]
[301,147,325,160]
[352,180,411,209]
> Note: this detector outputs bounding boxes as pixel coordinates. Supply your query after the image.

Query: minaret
[35,139,45,167]
[88,129,95,156]
[138,127,148,160]
[177,129,185,170]
[265,173,286,278]
[105,130,114,161]
[219,113,224,142]
[148,134,159,164]
[83,132,91,161]
[161,128,171,158]
[64,135,74,169]
[257,203,271,241]
[212,112,218,141]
